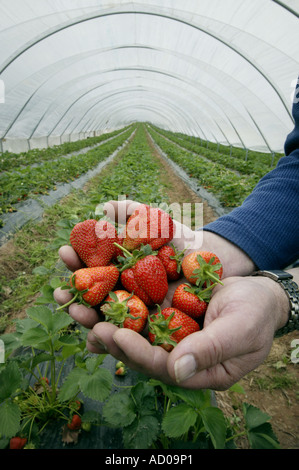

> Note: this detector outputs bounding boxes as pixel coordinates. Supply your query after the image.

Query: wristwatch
[252,270,299,337]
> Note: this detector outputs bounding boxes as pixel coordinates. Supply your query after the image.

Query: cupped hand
[86,275,288,390]
[54,198,280,390]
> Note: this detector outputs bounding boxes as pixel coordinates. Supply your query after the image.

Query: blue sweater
[203,83,299,270]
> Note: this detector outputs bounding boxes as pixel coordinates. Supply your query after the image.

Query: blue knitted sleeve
[202,82,299,270]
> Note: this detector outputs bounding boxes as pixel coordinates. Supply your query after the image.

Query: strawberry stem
[114,242,132,258]
[56,292,79,311]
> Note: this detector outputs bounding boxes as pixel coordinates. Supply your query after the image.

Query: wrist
[251,269,299,336]
[255,277,290,331]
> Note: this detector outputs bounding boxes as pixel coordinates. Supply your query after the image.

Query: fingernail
[174,354,197,383]
[92,334,107,351]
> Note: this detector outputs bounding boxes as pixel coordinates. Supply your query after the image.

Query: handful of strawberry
[58,203,223,352]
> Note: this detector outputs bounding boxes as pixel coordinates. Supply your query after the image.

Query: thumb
[166,313,257,390]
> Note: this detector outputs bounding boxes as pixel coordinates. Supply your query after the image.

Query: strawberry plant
[0,305,111,448]
[102,378,280,449]
[0,128,133,218]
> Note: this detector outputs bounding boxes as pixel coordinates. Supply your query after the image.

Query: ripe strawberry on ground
[119,204,175,251]
[9,437,27,449]
[57,265,119,309]
[148,306,200,352]
[157,243,186,281]
[116,244,168,307]
[67,414,82,430]
[101,290,149,333]
[70,218,118,267]
[171,283,214,319]
[182,251,223,288]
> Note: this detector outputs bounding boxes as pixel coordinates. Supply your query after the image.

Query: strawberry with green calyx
[182,251,223,288]
[57,265,119,309]
[101,290,148,333]
[115,360,127,376]
[171,282,215,319]
[115,243,168,307]
[148,306,200,352]
[70,218,118,267]
[119,203,175,252]
[157,243,186,281]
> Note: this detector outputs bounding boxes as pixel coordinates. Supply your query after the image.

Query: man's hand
[53,199,292,390]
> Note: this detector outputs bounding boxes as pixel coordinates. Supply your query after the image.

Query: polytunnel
[1,0,299,453]
[0,0,298,153]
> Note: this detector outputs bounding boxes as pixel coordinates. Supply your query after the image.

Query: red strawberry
[9,437,27,449]
[182,251,223,287]
[171,283,214,319]
[57,265,119,309]
[116,244,168,307]
[157,243,185,281]
[148,307,200,352]
[119,204,175,251]
[67,414,82,430]
[70,219,117,267]
[101,290,149,333]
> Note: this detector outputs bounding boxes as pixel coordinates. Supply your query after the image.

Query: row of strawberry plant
[151,125,282,177]
[0,127,135,216]
[155,126,282,169]
[148,127,259,208]
[0,125,279,449]
[0,126,131,172]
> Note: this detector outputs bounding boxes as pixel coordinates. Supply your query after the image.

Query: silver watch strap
[252,270,299,337]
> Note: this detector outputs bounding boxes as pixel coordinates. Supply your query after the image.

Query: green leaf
[34,285,55,305]
[56,334,78,345]
[79,367,112,402]
[243,403,271,430]
[81,410,101,425]
[50,277,63,289]
[22,352,54,370]
[103,391,136,427]
[162,404,198,438]
[248,423,280,449]
[0,363,22,401]
[49,311,74,335]
[85,355,106,374]
[169,386,212,409]
[20,327,50,349]
[123,415,160,449]
[33,266,52,276]
[131,381,156,416]
[200,407,227,449]
[229,382,245,394]
[26,305,53,330]
[59,344,83,361]
[58,368,84,401]
[0,333,21,357]
[0,401,21,438]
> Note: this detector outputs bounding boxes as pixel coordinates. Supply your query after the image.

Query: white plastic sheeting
[0,0,298,153]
